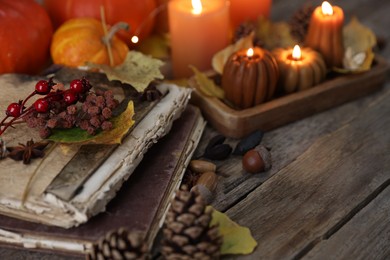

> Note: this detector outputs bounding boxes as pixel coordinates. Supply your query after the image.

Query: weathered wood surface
[1,0,389,259]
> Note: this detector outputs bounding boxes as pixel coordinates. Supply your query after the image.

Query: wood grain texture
[1,0,390,259]
[303,186,390,260]
[223,85,390,259]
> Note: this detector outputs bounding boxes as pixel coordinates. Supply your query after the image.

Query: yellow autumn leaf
[212,33,254,74]
[339,17,376,73]
[89,51,164,92]
[208,206,257,255]
[189,65,224,99]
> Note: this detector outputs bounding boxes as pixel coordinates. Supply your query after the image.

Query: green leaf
[89,51,164,92]
[209,206,257,255]
[48,101,135,144]
[189,65,224,99]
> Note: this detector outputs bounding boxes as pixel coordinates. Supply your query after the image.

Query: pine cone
[161,186,223,260]
[289,5,315,43]
[233,21,264,48]
[87,228,148,260]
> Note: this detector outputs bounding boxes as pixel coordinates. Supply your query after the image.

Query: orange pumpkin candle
[169,0,230,78]
[221,47,279,109]
[305,1,344,68]
[273,45,327,93]
[229,0,272,29]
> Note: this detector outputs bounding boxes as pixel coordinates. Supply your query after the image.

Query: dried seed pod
[205,134,226,150]
[204,144,232,160]
[242,145,272,173]
[191,172,218,203]
[189,160,217,173]
[233,130,264,155]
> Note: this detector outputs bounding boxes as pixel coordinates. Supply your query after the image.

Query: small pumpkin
[272,47,327,94]
[43,0,157,45]
[51,18,129,68]
[0,0,53,74]
[221,47,279,109]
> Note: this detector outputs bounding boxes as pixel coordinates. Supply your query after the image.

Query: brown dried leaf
[189,65,224,99]
[89,51,164,92]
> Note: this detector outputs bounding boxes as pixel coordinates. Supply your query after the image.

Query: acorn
[242,145,272,173]
[189,160,217,173]
[191,171,218,203]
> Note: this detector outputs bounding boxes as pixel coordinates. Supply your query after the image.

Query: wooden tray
[190,56,389,138]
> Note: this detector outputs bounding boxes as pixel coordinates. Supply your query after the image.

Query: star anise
[7,139,50,164]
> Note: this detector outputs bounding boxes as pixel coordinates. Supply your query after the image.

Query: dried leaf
[135,34,170,59]
[48,101,135,144]
[255,17,295,50]
[209,206,257,255]
[189,65,224,99]
[212,33,254,74]
[339,17,376,73]
[89,51,164,92]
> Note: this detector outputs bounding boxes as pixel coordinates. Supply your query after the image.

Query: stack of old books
[0,68,205,255]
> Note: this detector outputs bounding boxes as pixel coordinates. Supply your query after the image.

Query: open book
[0,69,194,229]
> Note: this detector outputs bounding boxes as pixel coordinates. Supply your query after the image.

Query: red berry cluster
[0,78,119,138]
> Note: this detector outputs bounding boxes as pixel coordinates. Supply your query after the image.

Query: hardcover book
[0,105,205,255]
[0,68,193,229]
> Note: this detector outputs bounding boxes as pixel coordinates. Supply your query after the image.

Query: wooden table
[1,0,389,259]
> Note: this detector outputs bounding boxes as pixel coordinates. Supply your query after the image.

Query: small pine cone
[162,186,223,260]
[87,229,148,260]
[102,107,112,119]
[289,5,315,43]
[39,127,51,139]
[233,21,256,43]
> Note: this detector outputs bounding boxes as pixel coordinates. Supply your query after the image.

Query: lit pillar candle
[221,47,279,109]
[305,1,344,68]
[169,0,230,78]
[273,45,327,93]
[229,0,272,29]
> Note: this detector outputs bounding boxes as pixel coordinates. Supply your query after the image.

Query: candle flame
[131,36,139,44]
[247,48,254,57]
[292,45,302,60]
[322,1,333,15]
[192,0,202,15]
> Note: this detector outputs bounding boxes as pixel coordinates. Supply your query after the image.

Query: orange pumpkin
[43,0,157,45]
[221,47,279,109]
[0,0,53,74]
[51,18,129,68]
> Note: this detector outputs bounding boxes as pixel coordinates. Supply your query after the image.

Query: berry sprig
[0,77,118,138]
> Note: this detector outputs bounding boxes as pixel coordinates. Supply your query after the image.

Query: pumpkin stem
[100,6,129,67]
[103,22,129,44]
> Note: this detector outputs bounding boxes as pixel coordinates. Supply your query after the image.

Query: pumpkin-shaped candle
[305,1,344,68]
[221,47,279,109]
[273,45,326,93]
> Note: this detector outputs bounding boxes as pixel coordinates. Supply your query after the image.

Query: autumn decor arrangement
[188,1,387,138]
[0,0,388,259]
